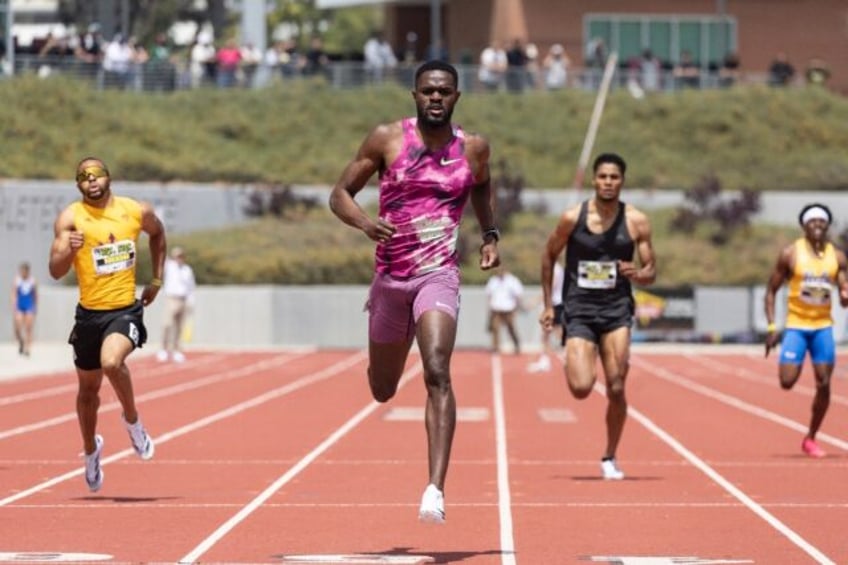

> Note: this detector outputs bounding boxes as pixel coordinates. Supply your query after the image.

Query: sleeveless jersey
[563,201,635,306]
[376,117,477,279]
[785,238,838,329]
[70,196,143,310]
[15,276,36,312]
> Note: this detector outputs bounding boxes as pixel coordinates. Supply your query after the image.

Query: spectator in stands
[673,50,700,89]
[768,51,795,86]
[478,40,507,92]
[639,49,662,92]
[524,42,540,89]
[279,39,301,79]
[505,38,528,93]
[215,38,242,88]
[75,23,103,79]
[486,266,524,354]
[364,31,398,84]
[402,31,419,65]
[805,57,831,87]
[240,41,262,88]
[543,43,570,90]
[718,51,741,88]
[102,33,134,89]
[144,33,176,92]
[190,33,216,87]
[302,36,329,78]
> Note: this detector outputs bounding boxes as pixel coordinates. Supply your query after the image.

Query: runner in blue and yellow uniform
[765,203,848,458]
[49,157,166,492]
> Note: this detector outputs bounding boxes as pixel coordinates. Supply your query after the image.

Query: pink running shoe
[801,437,826,458]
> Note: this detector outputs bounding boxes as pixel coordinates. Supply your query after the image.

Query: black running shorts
[563,295,633,344]
[68,300,147,370]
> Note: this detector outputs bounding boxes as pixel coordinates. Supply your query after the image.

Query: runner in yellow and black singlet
[49,157,167,492]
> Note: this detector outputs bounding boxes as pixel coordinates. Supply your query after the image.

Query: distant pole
[572,51,618,190]
[430,0,441,59]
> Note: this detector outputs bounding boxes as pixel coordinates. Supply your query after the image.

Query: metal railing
[3,54,774,94]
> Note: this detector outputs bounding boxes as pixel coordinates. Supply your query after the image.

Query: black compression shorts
[562,296,633,344]
[68,300,147,370]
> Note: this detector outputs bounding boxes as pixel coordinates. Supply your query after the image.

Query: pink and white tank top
[376,117,477,279]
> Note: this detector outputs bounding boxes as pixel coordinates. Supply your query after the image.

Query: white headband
[801,206,830,225]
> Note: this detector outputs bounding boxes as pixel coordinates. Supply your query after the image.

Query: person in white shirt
[363,31,397,83]
[158,247,196,362]
[485,266,524,353]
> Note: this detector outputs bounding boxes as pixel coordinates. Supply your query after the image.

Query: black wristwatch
[482,227,500,243]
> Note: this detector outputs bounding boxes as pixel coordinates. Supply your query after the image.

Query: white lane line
[491,354,517,565]
[0,351,366,507]
[177,360,422,564]
[682,353,848,407]
[0,352,307,441]
[0,354,230,407]
[632,357,848,451]
[14,501,848,510]
[622,362,838,564]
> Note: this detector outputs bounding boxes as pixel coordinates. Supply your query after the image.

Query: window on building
[584,14,736,68]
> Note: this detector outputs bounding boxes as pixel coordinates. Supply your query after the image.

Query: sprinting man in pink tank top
[330,60,500,524]
[375,117,475,278]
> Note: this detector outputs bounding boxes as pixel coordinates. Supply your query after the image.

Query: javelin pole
[572,51,619,191]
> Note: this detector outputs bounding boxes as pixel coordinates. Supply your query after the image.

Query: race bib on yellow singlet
[578,260,617,289]
[800,279,832,305]
[91,240,136,275]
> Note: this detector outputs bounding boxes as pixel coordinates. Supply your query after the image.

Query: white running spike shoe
[84,434,104,492]
[418,484,446,524]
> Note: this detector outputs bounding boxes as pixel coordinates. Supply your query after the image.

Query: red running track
[0,346,846,564]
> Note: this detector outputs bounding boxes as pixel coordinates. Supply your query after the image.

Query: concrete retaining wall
[28,284,848,350]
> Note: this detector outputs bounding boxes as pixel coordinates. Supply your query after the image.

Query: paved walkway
[0,342,77,381]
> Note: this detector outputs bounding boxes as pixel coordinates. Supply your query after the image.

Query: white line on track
[0,351,366,508]
[681,353,848,407]
[623,360,838,564]
[0,352,307,441]
[14,501,848,510]
[0,354,230,407]
[490,354,516,565]
[632,357,848,451]
[177,359,421,564]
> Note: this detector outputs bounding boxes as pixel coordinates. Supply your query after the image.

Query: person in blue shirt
[11,262,38,356]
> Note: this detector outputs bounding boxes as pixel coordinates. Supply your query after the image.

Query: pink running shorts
[367,267,461,344]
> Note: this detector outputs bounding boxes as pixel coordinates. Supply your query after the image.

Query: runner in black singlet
[539,153,656,480]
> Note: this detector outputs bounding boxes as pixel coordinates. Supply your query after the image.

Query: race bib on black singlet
[577,260,617,289]
[91,240,136,275]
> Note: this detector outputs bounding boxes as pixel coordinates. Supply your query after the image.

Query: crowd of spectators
[1,24,835,94]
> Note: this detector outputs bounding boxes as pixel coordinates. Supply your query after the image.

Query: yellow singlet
[70,196,143,310]
[785,238,838,330]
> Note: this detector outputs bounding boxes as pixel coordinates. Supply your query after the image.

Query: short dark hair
[798,203,832,226]
[592,152,627,175]
[76,156,109,173]
[414,60,458,88]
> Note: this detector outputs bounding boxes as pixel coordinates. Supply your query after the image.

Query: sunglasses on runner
[76,166,109,183]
